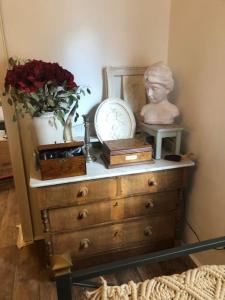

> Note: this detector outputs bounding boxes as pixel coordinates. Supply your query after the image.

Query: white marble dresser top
[30,153,195,188]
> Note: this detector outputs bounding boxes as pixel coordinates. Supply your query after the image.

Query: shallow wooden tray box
[37,141,86,180]
[102,138,153,168]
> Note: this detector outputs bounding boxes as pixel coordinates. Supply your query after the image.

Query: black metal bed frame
[55,235,225,300]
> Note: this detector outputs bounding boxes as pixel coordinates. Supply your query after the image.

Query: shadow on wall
[71,66,111,139]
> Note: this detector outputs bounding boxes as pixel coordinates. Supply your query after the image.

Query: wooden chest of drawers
[34,166,190,272]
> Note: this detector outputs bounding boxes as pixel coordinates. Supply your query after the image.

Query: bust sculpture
[140,62,179,124]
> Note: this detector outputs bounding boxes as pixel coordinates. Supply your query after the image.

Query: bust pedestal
[139,122,183,159]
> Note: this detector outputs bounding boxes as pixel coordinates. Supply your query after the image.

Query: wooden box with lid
[102,138,153,168]
[37,141,86,180]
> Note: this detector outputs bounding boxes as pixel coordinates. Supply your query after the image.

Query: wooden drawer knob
[78,187,88,197]
[80,238,90,249]
[148,179,156,186]
[144,226,152,237]
[145,200,154,208]
[78,209,88,219]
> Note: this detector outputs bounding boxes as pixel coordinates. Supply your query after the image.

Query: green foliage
[4,58,90,125]
[6,84,90,125]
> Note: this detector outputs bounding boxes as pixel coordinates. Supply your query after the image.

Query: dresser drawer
[48,199,121,232]
[47,190,178,232]
[38,177,117,209]
[50,214,175,258]
[124,190,179,218]
[123,215,175,245]
[121,169,183,196]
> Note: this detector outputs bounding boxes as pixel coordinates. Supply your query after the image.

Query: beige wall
[169,0,225,264]
[0,0,171,240]
[1,0,171,129]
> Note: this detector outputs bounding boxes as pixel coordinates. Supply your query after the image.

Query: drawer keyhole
[114,230,119,237]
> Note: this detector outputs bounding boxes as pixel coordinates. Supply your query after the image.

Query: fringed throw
[86,265,225,299]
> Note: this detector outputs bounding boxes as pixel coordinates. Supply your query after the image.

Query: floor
[0,180,196,300]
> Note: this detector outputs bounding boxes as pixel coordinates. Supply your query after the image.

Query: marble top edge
[30,159,195,188]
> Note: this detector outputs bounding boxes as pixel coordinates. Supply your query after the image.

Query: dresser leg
[49,253,73,299]
[55,271,72,300]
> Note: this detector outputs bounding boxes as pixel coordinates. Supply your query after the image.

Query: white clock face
[94,98,136,142]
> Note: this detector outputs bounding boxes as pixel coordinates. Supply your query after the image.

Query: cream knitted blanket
[86,265,225,300]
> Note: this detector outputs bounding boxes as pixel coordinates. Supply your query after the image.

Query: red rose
[5,59,77,92]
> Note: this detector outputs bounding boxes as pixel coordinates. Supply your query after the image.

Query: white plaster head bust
[140,62,179,124]
[144,62,174,102]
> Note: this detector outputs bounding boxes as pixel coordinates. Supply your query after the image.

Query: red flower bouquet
[4,58,90,126]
